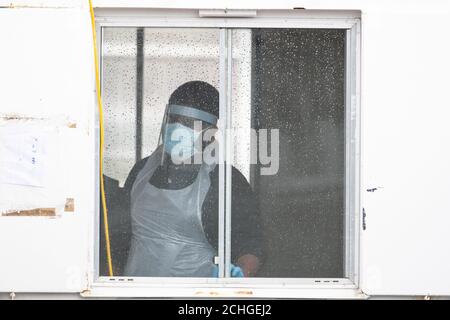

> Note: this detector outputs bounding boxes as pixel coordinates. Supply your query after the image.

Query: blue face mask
[163,122,202,161]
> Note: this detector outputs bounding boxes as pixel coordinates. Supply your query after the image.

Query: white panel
[0,7,94,292]
[361,8,450,296]
[1,0,450,298]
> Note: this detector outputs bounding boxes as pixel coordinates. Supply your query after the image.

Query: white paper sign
[0,129,49,187]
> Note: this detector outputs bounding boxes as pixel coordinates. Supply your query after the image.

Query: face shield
[159,104,218,165]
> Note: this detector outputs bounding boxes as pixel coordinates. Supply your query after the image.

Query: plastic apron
[124,146,217,277]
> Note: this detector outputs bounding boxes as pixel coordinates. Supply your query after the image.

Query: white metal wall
[0,5,94,292]
[0,0,450,298]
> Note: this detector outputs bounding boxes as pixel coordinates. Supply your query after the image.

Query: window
[100,27,221,278]
[95,10,360,292]
[232,28,346,278]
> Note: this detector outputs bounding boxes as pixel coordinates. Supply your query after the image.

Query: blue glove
[231,264,244,277]
[212,264,244,277]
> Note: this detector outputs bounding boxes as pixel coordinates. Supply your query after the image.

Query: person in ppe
[122,81,264,277]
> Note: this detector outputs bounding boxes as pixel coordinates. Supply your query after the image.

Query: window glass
[100,28,221,277]
[100,26,347,280]
[230,29,346,278]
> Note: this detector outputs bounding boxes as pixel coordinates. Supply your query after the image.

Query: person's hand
[231,264,244,277]
[236,254,260,277]
[212,264,244,277]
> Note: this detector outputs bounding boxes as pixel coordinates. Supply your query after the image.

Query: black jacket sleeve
[229,167,264,263]
[123,157,149,194]
[99,175,130,276]
[202,165,265,264]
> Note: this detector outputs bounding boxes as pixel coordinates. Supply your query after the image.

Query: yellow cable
[88,0,114,277]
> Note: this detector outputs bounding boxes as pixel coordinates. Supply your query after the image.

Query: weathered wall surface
[0,0,450,298]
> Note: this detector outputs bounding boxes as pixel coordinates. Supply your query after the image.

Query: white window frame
[88,8,362,299]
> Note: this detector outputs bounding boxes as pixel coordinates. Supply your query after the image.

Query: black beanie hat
[168,81,219,119]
